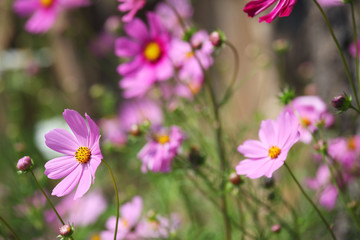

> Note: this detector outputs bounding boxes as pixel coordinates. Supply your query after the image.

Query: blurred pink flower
[349,38,360,59]
[138,126,183,173]
[155,0,193,37]
[285,96,334,144]
[118,0,146,22]
[90,32,116,58]
[44,109,103,199]
[317,0,344,7]
[116,12,174,98]
[243,0,297,23]
[118,98,163,132]
[45,190,107,226]
[236,111,300,179]
[328,136,360,171]
[137,213,181,238]
[306,165,338,210]
[101,196,143,240]
[99,117,127,146]
[13,0,90,34]
[15,190,47,216]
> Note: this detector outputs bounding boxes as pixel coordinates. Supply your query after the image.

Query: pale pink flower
[13,0,90,34]
[328,136,360,171]
[243,0,297,23]
[317,0,344,7]
[44,109,102,199]
[285,96,334,144]
[99,117,127,146]
[118,0,146,22]
[137,213,181,239]
[101,196,143,240]
[115,12,174,98]
[236,111,300,179]
[138,126,183,173]
[45,190,107,226]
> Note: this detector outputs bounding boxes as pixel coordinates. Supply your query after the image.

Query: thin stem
[284,162,336,240]
[313,0,360,109]
[30,170,65,225]
[350,105,360,114]
[350,1,360,99]
[102,159,120,240]
[219,40,240,107]
[0,215,20,240]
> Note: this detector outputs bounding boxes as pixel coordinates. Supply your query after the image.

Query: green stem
[0,215,20,240]
[30,170,65,225]
[284,163,336,240]
[102,159,120,240]
[313,0,360,109]
[219,40,240,107]
[350,1,360,100]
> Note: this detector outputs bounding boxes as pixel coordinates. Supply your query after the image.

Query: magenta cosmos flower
[44,109,102,199]
[101,196,143,240]
[236,111,299,179]
[285,96,334,144]
[138,126,183,173]
[243,0,297,23]
[118,0,146,22]
[349,38,360,59]
[14,0,90,34]
[116,12,174,98]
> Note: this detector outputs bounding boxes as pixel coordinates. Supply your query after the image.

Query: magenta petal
[243,0,277,17]
[154,58,174,81]
[115,37,141,57]
[45,156,79,179]
[52,165,83,197]
[258,119,277,147]
[263,158,284,178]
[124,18,149,42]
[237,140,268,159]
[25,8,57,34]
[74,165,92,199]
[63,109,88,146]
[60,0,91,8]
[147,12,163,38]
[89,156,102,183]
[236,158,270,179]
[117,56,143,76]
[85,113,100,148]
[13,0,39,16]
[45,128,79,155]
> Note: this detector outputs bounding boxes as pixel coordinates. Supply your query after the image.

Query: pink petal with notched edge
[244,0,277,17]
[13,0,39,16]
[85,114,100,148]
[52,165,83,197]
[45,128,79,155]
[44,155,79,179]
[25,8,57,34]
[258,119,277,147]
[124,18,149,42]
[63,109,89,146]
[74,165,92,199]
[89,155,102,183]
[115,37,141,57]
[238,140,269,159]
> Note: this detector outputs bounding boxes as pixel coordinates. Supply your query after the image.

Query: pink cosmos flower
[101,196,143,240]
[118,98,163,132]
[118,0,146,22]
[44,109,103,199]
[137,213,181,238]
[236,111,300,179]
[328,136,360,171]
[99,117,127,147]
[317,0,344,7]
[285,96,334,144]
[13,0,90,34]
[243,0,297,23]
[306,165,338,210]
[138,126,183,173]
[45,190,107,226]
[115,12,174,98]
[349,38,360,59]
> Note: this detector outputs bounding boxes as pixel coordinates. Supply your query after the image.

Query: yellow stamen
[186,51,194,58]
[121,218,129,228]
[144,42,161,62]
[156,135,170,144]
[75,146,91,164]
[268,146,281,159]
[300,117,311,127]
[90,234,101,240]
[348,137,356,150]
[188,82,201,95]
[40,0,54,8]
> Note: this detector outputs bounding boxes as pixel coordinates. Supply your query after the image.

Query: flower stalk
[0,215,20,240]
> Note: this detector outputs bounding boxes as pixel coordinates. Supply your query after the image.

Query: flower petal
[63,109,88,146]
[85,113,100,148]
[45,128,79,155]
[45,156,79,179]
[51,165,83,197]
[13,0,39,16]
[258,119,277,147]
[237,140,268,159]
[25,8,57,34]
[74,165,92,199]
[236,157,271,179]
[124,18,149,42]
[115,37,141,57]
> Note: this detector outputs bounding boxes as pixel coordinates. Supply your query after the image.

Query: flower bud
[272,38,289,54]
[130,124,141,137]
[331,94,351,112]
[278,87,295,105]
[229,172,242,185]
[209,31,221,47]
[271,224,281,233]
[59,224,72,236]
[17,156,33,172]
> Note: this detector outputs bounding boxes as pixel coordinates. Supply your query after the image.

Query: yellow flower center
[40,0,54,8]
[144,42,162,62]
[186,51,194,58]
[268,146,281,159]
[188,82,201,95]
[300,117,311,127]
[75,146,91,164]
[90,234,101,240]
[156,135,170,144]
[121,218,129,228]
[348,137,356,150]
